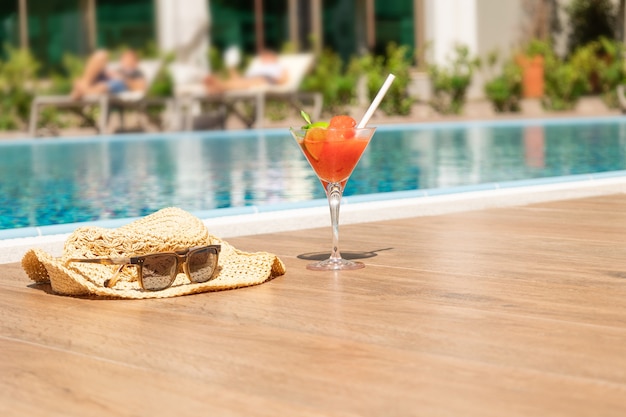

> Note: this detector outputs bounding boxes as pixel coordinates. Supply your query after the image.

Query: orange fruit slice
[328,115,356,140]
[329,115,356,128]
[304,127,326,161]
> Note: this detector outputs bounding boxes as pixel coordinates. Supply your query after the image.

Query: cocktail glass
[290,127,376,270]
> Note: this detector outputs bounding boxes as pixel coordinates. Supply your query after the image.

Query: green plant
[428,44,477,115]
[0,44,40,130]
[597,39,626,107]
[302,43,414,117]
[355,43,413,116]
[149,68,173,98]
[139,40,161,59]
[44,53,85,95]
[568,41,598,94]
[142,53,175,129]
[29,53,87,133]
[523,38,553,58]
[208,46,228,76]
[483,52,522,113]
[266,99,289,121]
[571,37,625,107]
[543,55,586,110]
[301,49,358,114]
[512,38,586,110]
[493,37,605,112]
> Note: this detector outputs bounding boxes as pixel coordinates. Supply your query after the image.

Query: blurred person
[71,49,146,99]
[203,49,288,93]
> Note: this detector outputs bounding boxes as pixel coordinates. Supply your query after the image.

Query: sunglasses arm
[64,257,133,289]
[64,257,132,266]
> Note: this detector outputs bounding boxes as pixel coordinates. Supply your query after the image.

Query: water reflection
[2,120,626,229]
[524,125,545,168]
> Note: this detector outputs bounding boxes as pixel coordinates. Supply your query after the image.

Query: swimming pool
[2,116,626,233]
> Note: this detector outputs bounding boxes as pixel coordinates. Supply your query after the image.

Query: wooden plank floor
[2,194,626,416]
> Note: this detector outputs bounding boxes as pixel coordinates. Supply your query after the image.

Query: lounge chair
[173,53,322,130]
[28,59,163,136]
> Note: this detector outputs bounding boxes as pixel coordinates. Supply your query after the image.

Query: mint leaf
[300,110,312,125]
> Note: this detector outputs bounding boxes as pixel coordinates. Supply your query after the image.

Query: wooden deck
[2,193,626,416]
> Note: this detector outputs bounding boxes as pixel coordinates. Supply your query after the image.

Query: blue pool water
[2,117,626,232]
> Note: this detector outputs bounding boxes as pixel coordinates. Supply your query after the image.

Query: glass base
[306,257,365,271]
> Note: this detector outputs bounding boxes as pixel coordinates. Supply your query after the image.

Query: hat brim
[21,207,285,299]
[22,235,286,299]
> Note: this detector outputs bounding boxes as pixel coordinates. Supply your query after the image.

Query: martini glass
[291,127,376,270]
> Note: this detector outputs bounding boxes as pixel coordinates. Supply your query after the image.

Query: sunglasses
[65,245,221,291]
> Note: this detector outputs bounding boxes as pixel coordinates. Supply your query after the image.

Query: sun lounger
[172,53,322,130]
[262,53,323,119]
[28,59,163,136]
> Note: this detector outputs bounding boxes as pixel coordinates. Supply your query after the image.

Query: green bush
[428,44,476,115]
[0,45,40,130]
[569,37,625,107]
[302,44,414,117]
[355,43,413,116]
[538,37,622,110]
[543,55,586,111]
[208,46,226,75]
[32,53,86,133]
[513,39,585,111]
[45,53,85,95]
[483,54,522,113]
[597,38,626,107]
[148,66,174,98]
[568,42,597,94]
[301,49,358,115]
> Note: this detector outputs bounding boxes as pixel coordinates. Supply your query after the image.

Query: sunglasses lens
[188,248,218,283]
[141,254,177,290]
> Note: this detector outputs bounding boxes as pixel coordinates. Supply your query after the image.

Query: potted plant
[516,39,551,98]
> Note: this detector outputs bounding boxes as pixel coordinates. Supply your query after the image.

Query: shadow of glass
[297,247,393,261]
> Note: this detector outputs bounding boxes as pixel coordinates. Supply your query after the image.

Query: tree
[566,0,616,55]
[521,0,561,44]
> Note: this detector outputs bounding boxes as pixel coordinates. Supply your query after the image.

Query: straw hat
[21,207,286,299]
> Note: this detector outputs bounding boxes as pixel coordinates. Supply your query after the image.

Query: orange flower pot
[516,55,544,98]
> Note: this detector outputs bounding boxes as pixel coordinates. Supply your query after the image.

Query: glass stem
[326,182,344,262]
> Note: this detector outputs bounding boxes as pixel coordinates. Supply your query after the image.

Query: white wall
[475,0,523,57]
[424,0,527,100]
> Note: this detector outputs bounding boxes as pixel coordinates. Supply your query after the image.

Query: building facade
[5,0,616,101]
[210,0,420,60]
[0,0,422,70]
[0,0,156,68]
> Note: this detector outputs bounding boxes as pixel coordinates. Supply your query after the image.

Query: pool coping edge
[2,174,625,264]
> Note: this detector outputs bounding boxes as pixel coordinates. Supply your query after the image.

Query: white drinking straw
[357,73,396,128]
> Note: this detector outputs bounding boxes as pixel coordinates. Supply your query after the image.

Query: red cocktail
[291,115,376,270]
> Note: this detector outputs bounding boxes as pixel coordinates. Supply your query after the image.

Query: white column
[156,0,211,71]
[424,0,477,66]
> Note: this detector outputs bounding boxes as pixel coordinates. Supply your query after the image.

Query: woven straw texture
[21,207,286,299]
